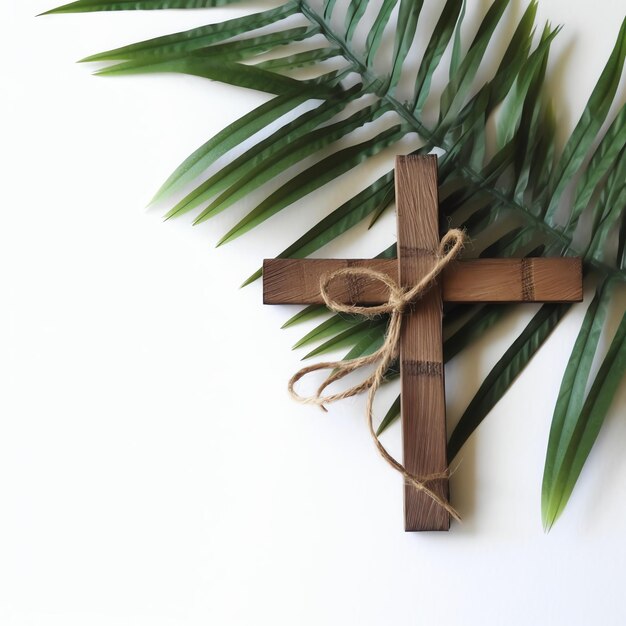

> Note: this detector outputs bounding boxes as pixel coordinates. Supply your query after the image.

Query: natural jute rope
[288,229,465,520]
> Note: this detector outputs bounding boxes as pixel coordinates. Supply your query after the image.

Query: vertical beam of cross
[396,155,449,531]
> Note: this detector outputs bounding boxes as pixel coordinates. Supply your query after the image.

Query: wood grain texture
[396,155,449,531]
[261,155,584,532]
[263,258,583,305]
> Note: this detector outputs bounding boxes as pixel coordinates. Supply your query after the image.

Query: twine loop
[288,229,465,520]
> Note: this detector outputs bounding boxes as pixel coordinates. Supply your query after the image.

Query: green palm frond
[44,0,626,528]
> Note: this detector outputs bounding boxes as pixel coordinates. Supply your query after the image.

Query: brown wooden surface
[396,155,449,531]
[263,257,582,305]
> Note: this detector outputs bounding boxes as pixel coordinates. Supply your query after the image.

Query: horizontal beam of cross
[263,257,583,305]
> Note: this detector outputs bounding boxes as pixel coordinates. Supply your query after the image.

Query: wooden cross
[263,155,583,531]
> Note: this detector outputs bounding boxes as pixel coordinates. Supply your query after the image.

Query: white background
[2,1,626,624]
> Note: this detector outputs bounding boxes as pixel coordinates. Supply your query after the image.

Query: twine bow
[288,229,465,520]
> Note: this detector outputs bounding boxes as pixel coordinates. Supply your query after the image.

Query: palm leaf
[198,100,391,224]
[345,0,368,44]
[302,319,387,360]
[93,57,325,92]
[95,26,320,70]
[545,17,626,224]
[564,104,626,236]
[438,0,509,132]
[42,0,243,13]
[217,124,406,245]
[166,82,363,219]
[365,0,399,68]
[256,48,340,71]
[153,91,310,204]
[387,0,423,92]
[541,281,611,528]
[448,303,571,461]
[242,171,394,286]
[543,301,626,528]
[412,0,463,114]
[79,3,299,62]
[45,0,626,526]
[292,314,365,350]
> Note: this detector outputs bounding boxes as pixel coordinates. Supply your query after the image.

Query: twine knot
[288,229,465,520]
